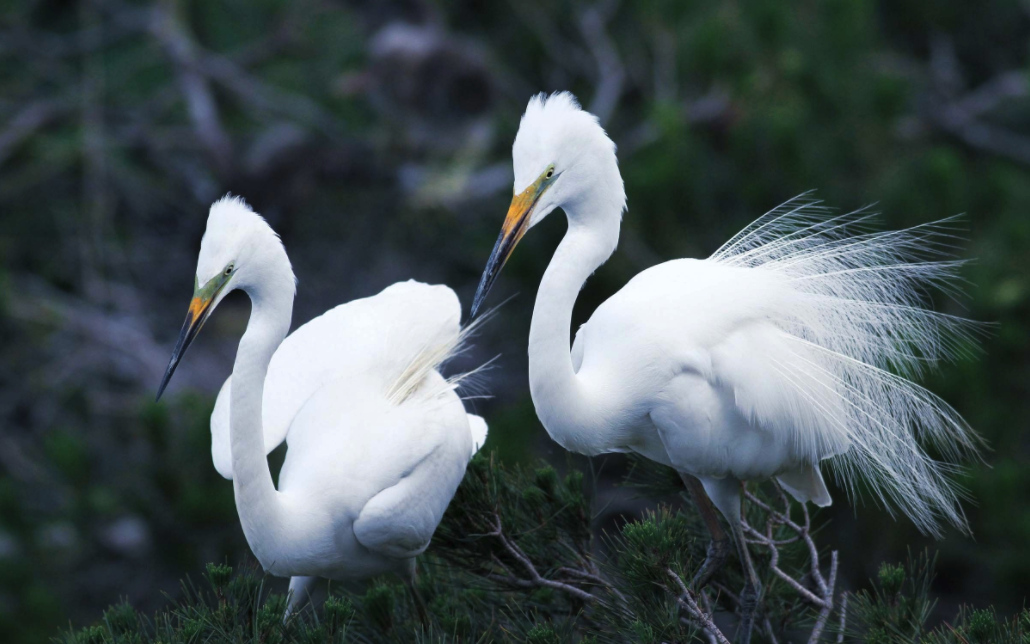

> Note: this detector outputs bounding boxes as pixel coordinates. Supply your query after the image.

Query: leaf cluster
[848,552,1030,644]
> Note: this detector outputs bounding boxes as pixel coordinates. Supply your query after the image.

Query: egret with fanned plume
[471,92,982,643]
[157,196,488,615]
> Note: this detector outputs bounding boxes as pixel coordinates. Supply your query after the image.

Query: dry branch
[666,567,732,644]
[484,514,597,604]
[737,483,844,644]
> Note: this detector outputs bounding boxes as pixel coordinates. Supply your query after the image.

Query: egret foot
[692,535,731,589]
[737,574,762,644]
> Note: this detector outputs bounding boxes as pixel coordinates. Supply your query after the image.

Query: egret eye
[224,264,234,276]
[546,167,554,179]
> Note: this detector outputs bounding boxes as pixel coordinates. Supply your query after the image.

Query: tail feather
[777,463,832,507]
[467,414,489,455]
[713,193,985,536]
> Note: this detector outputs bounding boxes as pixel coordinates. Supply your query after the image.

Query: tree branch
[577,0,625,126]
[149,3,233,172]
[485,515,597,604]
[666,568,732,644]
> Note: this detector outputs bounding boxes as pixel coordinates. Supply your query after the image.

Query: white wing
[210,280,462,480]
[580,195,981,536]
[351,398,473,558]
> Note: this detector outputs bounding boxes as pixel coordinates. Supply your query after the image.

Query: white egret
[471,92,981,643]
[157,196,487,616]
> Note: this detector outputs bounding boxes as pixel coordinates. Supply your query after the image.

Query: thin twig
[577,0,625,125]
[807,551,838,643]
[557,566,629,607]
[764,616,781,644]
[743,484,841,643]
[837,592,848,643]
[761,523,826,606]
[149,4,232,171]
[0,99,64,167]
[711,581,741,607]
[666,568,731,644]
[486,515,596,603]
[918,34,1030,166]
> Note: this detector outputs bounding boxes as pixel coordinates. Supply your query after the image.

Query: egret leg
[728,518,761,644]
[680,472,731,589]
[700,476,761,644]
[284,576,317,620]
[403,559,430,625]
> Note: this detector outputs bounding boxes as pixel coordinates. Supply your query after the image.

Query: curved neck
[231,283,292,566]
[528,203,619,440]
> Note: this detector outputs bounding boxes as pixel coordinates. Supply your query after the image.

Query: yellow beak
[471,167,556,317]
[156,273,229,401]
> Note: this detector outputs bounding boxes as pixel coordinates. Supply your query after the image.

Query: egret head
[157,195,295,400]
[471,92,625,317]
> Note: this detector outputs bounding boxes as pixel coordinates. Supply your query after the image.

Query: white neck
[528,197,619,448]
[230,277,293,568]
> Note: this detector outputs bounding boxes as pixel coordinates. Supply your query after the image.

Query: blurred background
[1,0,1029,640]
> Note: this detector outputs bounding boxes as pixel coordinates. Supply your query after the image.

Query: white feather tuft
[467,414,489,454]
[385,309,496,406]
[712,193,985,536]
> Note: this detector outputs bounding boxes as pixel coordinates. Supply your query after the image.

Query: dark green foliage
[849,552,937,641]
[362,582,397,633]
[61,456,1028,642]
[622,454,685,499]
[592,509,701,643]
[878,562,907,596]
[323,594,356,635]
[206,562,233,591]
[4,0,1030,641]
[431,453,595,611]
[921,605,1030,644]
[846,553,1030,643]
[73,626,106,644]
[616,508,696,586]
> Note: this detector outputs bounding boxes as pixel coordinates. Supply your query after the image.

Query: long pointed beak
[471,171,554,318]
[156,293,216,401]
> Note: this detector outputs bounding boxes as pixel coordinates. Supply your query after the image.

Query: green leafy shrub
[60,455,1029,643]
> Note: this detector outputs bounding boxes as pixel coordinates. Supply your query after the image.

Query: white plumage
[471,92,981,642]
[209,279,484,479]
[159,196,485,613]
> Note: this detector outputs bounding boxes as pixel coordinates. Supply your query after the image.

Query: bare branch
[0,100,63,167]
[577,1,625,125]
[760,524,826,606]
[741,483,842,644]
[666,568,732,644]
[764,616,781,644]
[837,592,848,644]
[807,551,839,643]
[916,33,1030,166]
[486,515,597,603]
[952,71,1028,118]
[619,88,732,156]
[148,4,233,172]
[504,0,592,76]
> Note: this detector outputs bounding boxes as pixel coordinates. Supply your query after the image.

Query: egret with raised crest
[471,92,981,643]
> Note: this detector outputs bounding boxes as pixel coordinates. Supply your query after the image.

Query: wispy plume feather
[385,306,499,406]
[712,193,985,536]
